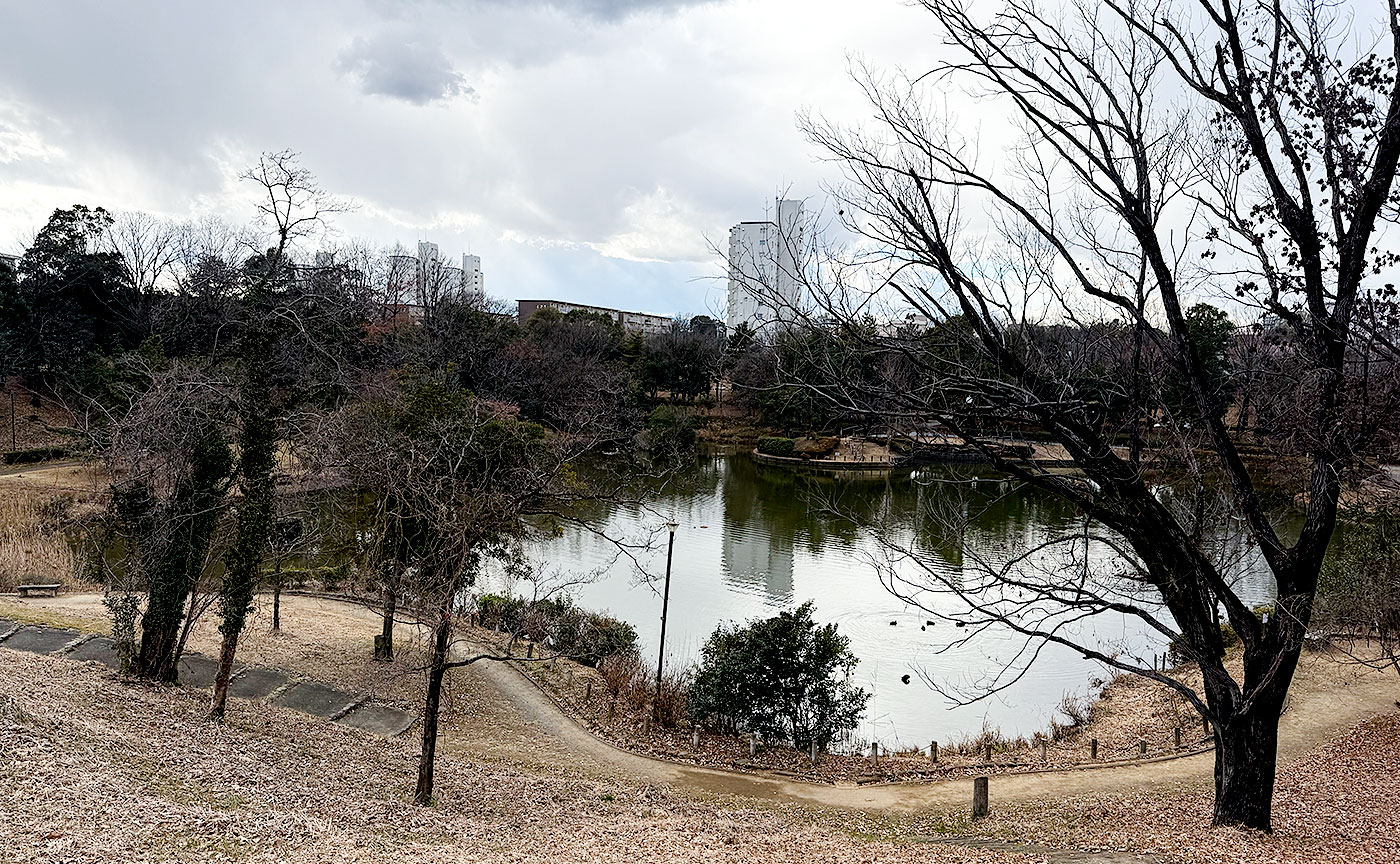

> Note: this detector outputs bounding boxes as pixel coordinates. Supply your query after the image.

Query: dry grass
[0,491,78,592]
[0,471,105,594]
[0,597,112,634]
[178,593,431,710]
[0,649,1028,864]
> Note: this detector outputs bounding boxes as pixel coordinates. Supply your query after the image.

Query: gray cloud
[0,0,939,316]
[468,0,712,22]
[336,33,476,105]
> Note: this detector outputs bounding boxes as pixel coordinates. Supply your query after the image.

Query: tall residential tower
[726,198,804,333]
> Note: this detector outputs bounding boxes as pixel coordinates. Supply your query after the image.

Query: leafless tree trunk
[377,567,399,661]
[414,590,453,805]
[774,0,1400,832]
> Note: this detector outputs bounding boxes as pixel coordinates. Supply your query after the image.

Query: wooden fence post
[972,777,989,819]
[1040,740,1047,762]
[1090,738,1098,760]
[1138,738,1147,756]
[930,740,938,763]
[692,729,700,747]
[1174,727,1182,749]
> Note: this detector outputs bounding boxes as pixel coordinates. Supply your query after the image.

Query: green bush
[474,593,638,668]
[644,406,698,455]
[689,601,869,750]
[2,446,70,465]
[756,436,796,457]
[476,593,527,632]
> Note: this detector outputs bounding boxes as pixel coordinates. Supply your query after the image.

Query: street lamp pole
[654,521,680,721]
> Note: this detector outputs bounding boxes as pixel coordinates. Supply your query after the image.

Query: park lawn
[0,648,1023,864]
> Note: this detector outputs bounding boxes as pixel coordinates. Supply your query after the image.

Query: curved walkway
[448,637,1400,812]
[7,591,1397,813]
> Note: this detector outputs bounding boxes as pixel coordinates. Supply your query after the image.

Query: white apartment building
[380,241,485,306]
[462,254,484,294]
[725,198,804,333]
[417,241,442,290]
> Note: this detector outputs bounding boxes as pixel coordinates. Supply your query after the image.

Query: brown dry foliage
[0,486,101,593]
[0,649,1026,864]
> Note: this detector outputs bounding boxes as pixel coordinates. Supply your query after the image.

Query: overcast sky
[0,0,945,319]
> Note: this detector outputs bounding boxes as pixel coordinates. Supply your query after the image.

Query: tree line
[0,152,735,804]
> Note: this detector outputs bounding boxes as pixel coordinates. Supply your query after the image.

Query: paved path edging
[0,622,415,739]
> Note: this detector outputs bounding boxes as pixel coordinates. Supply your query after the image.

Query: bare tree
[210,151,347,720]
[317,370,632,805]
[107,211,183,324]
[780,0,1400,831]
[96,363,234,681]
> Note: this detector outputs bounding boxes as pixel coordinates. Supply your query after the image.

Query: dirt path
[453,650,1397,812]
[11,591,1399,815]
[438,622,1399,813]
[0,459,94,484]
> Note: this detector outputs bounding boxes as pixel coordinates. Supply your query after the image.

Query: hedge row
[475,594,638,667]
[2,446,70,465]
[756,436,795,457]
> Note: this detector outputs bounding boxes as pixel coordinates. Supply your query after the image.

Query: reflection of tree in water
[317,457,1289,614]
[710,458,1093,606]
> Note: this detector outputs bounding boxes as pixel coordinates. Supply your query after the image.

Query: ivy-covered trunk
[209,277,278,720]
[134,428,230,683]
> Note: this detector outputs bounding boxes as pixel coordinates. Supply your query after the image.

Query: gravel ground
[0,649,1026,864]
[936,710,1400,864]
[4,593,1398,862]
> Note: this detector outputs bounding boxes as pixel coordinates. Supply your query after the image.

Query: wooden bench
[16,583,60,598]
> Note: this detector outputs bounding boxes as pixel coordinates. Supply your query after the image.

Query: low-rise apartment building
[517,299,672,335]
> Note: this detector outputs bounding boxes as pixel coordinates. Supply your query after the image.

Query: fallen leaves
[0,649,1026,863]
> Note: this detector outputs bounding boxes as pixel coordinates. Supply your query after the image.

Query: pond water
[483,452,1285,751]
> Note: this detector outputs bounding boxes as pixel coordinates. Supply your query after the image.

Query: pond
[485,452,1285,751]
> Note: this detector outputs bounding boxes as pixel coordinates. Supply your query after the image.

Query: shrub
[1050,692,1093,741]
[756,436,796,457]
[2,446,70,465]
[643,406,698,455]
[475,593,637,668]
[573,613,640,666]
[476,593,527,632]
[689,600,869,750]
[598,650,647,709]
[593,650,689,727]
[1314,510,1400,666]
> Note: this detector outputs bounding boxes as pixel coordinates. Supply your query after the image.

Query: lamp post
[654,521,680,721]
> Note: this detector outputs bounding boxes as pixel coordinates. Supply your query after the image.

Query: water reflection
[485,453,1285,747]
[719,459,795,604]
